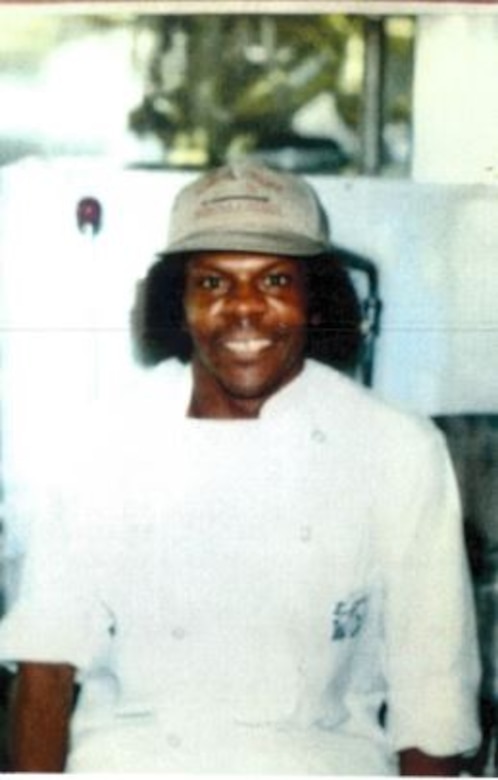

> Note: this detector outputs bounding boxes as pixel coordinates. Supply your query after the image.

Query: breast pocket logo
[331,596,368,640]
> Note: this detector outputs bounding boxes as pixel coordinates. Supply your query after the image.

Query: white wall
[311,176,498,415]
[413,14,498,184]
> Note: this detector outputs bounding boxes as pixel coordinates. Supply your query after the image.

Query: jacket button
[300,525,313,542]
[311,428,326,443]
[166,733,182,748]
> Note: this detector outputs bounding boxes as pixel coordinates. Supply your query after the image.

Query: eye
[263,272,293,289]
[197,274,226,291]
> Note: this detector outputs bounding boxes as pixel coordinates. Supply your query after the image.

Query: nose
[226,281,266,321]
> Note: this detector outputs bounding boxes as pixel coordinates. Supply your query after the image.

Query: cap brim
[161,230,327,259]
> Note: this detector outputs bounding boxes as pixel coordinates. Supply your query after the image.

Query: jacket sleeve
[0,434,114,680]
[379,422,481,757]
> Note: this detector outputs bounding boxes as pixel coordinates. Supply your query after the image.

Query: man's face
[184,251,308,418]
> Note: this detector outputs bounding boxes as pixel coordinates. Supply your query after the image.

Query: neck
[187,358,304,420]
[187,371,264,420]
[188,396,261,420]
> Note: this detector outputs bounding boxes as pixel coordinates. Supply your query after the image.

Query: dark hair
[131,252,363,373]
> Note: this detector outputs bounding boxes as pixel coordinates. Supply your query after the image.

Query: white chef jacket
[0,359,481,774]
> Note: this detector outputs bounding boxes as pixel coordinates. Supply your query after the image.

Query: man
[0,162,480,774]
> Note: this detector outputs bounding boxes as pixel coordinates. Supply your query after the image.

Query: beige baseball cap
[162,161,330,258]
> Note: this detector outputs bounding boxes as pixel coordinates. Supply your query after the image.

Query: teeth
[224,338,271,354]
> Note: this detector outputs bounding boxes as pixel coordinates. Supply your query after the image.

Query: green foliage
[128,15,363,168]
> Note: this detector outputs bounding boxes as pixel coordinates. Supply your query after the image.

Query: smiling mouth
[223,338,273,356]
